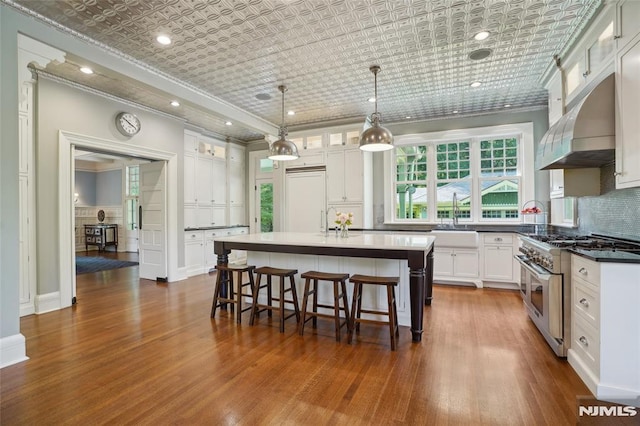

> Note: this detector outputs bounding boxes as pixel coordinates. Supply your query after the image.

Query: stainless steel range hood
[537,74,615,170]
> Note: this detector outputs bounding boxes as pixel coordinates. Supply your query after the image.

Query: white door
[139,161,167,280]
[255,178,274,233]
[285,170,326,233]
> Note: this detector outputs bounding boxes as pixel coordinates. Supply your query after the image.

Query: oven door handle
[514,255,554,280]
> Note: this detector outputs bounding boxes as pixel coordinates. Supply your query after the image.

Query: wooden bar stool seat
[211,264,256,324]
[348,274,400,351]
[249,266,300,333]
[298,271,351,342]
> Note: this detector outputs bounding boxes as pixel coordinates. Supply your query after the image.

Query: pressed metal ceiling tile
[8,0,602,141]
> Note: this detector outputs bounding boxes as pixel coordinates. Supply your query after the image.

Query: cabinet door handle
[579,298,589,308]
[495,237,502,242]
[578,267,588,275]
[579,336,589,347]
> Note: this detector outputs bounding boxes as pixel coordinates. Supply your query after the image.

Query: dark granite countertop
[184,225,249,231]
[569,249,640,264]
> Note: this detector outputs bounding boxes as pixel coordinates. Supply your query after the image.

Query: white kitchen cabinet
[616,0,640,52]
[549,168,600,199]
[211,158,227,205]
[185,230,205,276]
[615,32,640,189]
[433,248,480,285]
[228,144,246,225]
[327,148,363,204]
[183,131,228,228]
[568,255,640,404]
[185,227,249,277]
[286,149,325,168]
[547,72,564,127]
[481,234,517,283]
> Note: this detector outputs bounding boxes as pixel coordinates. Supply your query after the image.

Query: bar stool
[298,271,351,342]
[210,264,256,324]
[348,274,400,351]
[249,267,300,333]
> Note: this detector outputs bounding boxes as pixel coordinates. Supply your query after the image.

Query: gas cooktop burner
[526,234,640,251]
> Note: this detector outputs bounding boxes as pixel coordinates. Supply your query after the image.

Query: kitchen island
[214,232,435,342]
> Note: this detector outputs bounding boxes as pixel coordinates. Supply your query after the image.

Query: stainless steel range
[516,233,640,357]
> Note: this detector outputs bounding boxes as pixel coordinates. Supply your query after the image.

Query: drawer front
[572,255,600,287]
[185,231,204,242]
[573,278,600,327]
[94,229,102,235]
[95,237,102,243]
[86,236,94,243]
[204,230,220,239]
[482,234,513,244]
[85,228,93,235]
[571,315,600,377]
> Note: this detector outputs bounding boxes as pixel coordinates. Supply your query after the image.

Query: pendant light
[359,65,394,152]
[268,85,299,161]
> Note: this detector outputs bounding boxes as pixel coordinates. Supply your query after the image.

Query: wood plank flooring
[1,260,591,425]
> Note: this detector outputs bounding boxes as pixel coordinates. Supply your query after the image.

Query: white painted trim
[569,349,598,395]
[174,267,189,282]
[35,291,62,314]
[0,334,29,369]
[58,131,179,310]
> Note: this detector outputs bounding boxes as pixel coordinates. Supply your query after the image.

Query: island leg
[216,251,230,310]
[425,249,433,306]
[408,252,426,342]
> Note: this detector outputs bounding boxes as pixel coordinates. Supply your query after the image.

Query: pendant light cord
[278,85,287,138]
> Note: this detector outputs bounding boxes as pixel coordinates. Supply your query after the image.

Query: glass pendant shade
[360,65,394,151]
[268,85,299,161]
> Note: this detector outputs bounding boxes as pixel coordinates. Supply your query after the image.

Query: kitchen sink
[429,230,479,247]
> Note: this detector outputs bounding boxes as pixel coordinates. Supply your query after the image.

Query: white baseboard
[568,349,598,395]
[35,291,61,314]
[434,278,483,288]
[172,267,189,282]
[20,302,35,317]
[0,334,29,369]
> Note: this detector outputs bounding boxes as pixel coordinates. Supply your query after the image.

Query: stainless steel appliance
[516,233,640,357]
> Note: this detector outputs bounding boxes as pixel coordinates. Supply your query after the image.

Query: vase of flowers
[334,211,353,238]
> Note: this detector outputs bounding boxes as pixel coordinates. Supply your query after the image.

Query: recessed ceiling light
[368,97,376,103]
[405,116,411,119]
[256,93,271,101]
[287,110,295,116]
[225,121,232,126]
[79,66,93,74]
[453,110,459,114]
[170,100,180,107]
[470,81,482,88]
[504,104,512,108]
[474,31,490,41]
[156,35,172,45]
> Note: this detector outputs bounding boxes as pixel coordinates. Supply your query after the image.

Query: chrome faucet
[325,206,337,236]
[452,192,460,226]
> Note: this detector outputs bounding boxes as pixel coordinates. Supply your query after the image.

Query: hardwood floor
[1,266,591,425]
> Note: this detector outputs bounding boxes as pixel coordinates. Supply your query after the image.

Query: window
[125,165,139,231]
[396,145,427,219]
[385,124,534,224]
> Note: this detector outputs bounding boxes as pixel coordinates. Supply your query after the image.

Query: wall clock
[115,112,141,137]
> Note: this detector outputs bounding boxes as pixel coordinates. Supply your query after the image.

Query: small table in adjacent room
[84,224,118,252]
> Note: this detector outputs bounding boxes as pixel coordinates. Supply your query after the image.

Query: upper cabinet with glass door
[564,5,616,104]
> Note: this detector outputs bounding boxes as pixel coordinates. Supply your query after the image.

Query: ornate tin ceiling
[6,0,601,142]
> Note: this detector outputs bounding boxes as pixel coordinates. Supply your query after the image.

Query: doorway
[58,131,178,309]
[74,151,145,276]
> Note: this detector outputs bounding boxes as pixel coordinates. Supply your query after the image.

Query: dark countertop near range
[184,225,249,231]
[568,248,640,264]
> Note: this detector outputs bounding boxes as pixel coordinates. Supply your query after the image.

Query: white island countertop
[213,231,436,251]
